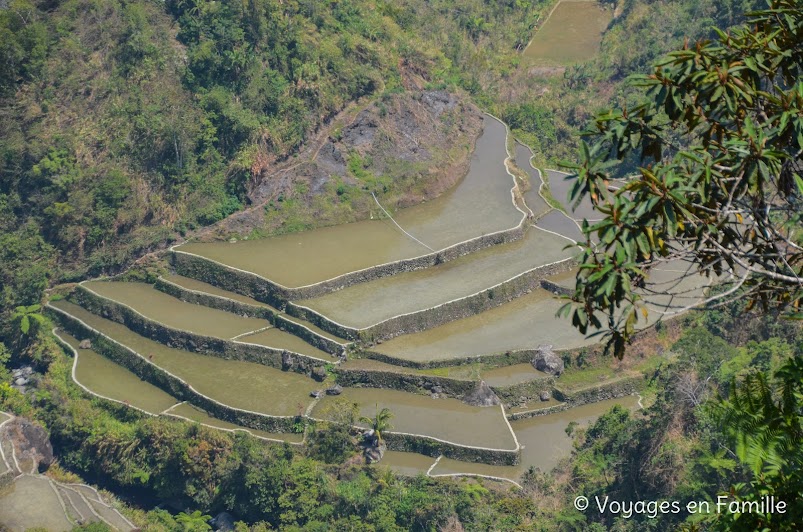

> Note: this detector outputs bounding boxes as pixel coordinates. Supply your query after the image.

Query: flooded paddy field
[515,143,549,217]
[168,403,304,443]
[162,273,280,310]
[312,387,517,450]
[83,280,336,360]
[237,328,333,360]
[533,210,583,242]
[378,451,437,476]
[374,289,595,364]
[481,363,550,388]
[84,281,268,339]
[545,169,600,221]
[163,274,348,344]
[50,301,318,417]
[176,117,522,288]
[523,0,612,65]
[55,329,179,414]
[298,227,574,329]
[374,396,640,479]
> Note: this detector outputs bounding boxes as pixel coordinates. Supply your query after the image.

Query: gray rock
[532,345,564,376]
[211,511,236,531]
[462,381,501,407]
[364,440,387,464]
[540,391,551,402]
[325,385,343,396]
[79,339,92,349]
[431,385,444,394]
[281,351,295,370]
[14,378,28,386]
[310,390,322,399]
[311,366,327,382]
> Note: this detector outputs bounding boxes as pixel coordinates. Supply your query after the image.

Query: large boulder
[79,339,92,349]
[311,366,327,382]
[532,345,564,376]
[210,512,236,531]
[462,381,501,407]
[325,385,343,396]
[3,418,54,473]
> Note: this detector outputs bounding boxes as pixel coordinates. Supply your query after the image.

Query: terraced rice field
[523,0,613,65]
[167,403,304,443]
[51,301,318,417]
[312,388,517,450]
[175,116,522,288]
[82,281,336,360]
[84,281,268,339]
[45,114,712,484]
[298,227,574,329]
[56,329,178,414]
[374,289,594,363]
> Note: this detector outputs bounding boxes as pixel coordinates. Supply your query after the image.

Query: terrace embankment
[290,226,576,342]
[154,274,349,355]
[72,281,336,374]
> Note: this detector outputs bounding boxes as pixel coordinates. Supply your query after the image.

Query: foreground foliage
[564,0,803,357]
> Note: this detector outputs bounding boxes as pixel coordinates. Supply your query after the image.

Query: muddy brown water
[164,274,347,344]
[312,387,517,450]
[56,329,179,414]
[385,395,639,479]
[84,281,268,339]
[83,281,336,359]
[168,403,304,443]
[481,363,550,388]
[544,169,601,222]
[534,209,583,242]
[523,0,612,65]
[176,117,521,288]
[377,451,437,476]
[298,227,573,329]
[515,143,549,217]
[163,274,280,310]
[374,288,595,363]
[51,301,318,417]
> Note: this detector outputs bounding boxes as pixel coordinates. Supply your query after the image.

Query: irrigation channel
[44,114,710,486]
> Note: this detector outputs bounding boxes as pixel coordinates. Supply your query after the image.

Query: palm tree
[359,404,393,445]
[12,304,45,336]
[175,510,212,531]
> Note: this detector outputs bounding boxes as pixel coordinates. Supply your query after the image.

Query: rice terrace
[3,0,793,528]
[42,114,706,487]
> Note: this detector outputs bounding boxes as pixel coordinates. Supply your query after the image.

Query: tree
[359,404,393,444]
[11,304,45,336]
[175,510,212,531]
[561,0,803,357]
[705,357,803,530]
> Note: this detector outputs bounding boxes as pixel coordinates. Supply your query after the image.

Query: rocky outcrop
[325,384,343,396]
[462,381,501,407]
[532,345,564,376]
[2,418,54,473]
[79,339,92,349]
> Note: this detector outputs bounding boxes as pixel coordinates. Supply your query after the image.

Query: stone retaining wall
[382,432,520,466]
[51,308,298,433]
[540,279,573,296]
[171,219,527,307]
[334,368,476,397]
[287,257,575,343]
[508,376,644,420]
[155,277,275,320]
[155,277,346,355]
[553,375,643,405]
[492,377,556,408]
[72,285,328,376]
